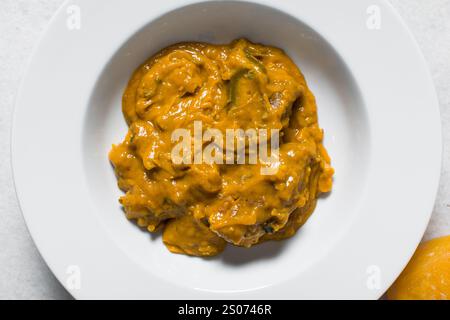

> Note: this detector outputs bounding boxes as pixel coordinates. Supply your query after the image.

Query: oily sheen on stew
[109,39,334,257]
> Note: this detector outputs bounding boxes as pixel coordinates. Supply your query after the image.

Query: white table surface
[0,0,449,300]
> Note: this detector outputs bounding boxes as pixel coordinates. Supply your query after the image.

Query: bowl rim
[11,0,441,299]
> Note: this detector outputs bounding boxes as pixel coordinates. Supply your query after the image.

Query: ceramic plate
[12,0,441,299]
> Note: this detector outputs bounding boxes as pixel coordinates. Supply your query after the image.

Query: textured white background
[0,0,449,299]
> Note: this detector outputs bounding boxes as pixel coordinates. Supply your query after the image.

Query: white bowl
[12,0,441,299]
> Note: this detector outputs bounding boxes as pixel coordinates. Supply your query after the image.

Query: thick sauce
[109,39,334,256]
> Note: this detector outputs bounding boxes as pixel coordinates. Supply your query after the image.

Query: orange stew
[109,39,333,256]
